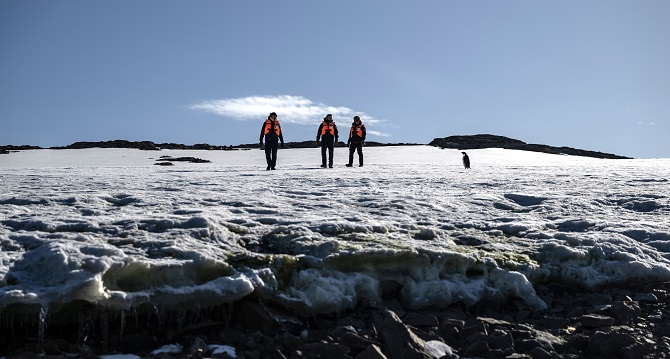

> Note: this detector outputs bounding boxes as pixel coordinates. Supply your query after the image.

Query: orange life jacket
[321,121,335,136]
[350,124,364,138]
[263,119,281,136]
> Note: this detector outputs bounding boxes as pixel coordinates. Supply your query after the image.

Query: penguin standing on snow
[461,152,470,169]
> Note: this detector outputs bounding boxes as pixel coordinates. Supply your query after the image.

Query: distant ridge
[430,134,631,159]
[1,140,418,152]
[2,135,631,159]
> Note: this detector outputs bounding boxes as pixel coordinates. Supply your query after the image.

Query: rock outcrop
[2,136,631,159]
[430,134,631,159]
[2,281,668,358]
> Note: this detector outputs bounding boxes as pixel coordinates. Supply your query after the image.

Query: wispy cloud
[637,121,657,126]
[190,95,387,129]
[367,130,390,137]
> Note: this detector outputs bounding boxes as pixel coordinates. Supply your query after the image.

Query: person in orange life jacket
[346,116,366,167]
[315,114,339,168]
[259,112,284,170]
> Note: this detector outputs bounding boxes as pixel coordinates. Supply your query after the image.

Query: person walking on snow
[346,116,366,167]
[259,112,284,170]
[316,114,339,168]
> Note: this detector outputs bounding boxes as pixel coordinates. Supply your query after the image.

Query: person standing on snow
[316,114,339,168]
[259,112,284,170]
[346,116,366,167]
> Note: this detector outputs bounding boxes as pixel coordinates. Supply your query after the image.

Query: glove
[281,143,284,148]
[259,141,263,147]
[316,141,320,146]
[347,142,350,148]
[335,138,339,143]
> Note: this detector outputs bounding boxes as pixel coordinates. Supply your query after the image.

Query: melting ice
[1,146,669,330]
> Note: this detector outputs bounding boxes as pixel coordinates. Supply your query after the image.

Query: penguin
[461,152,470,169]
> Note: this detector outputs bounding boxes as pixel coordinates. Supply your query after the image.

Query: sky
[1,1,668,158]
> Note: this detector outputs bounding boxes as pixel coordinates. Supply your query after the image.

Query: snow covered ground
[1,146,669,320]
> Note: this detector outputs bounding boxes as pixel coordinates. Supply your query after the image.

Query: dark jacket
[259,119,284,145]
[347,121,366,144]
[316,120,339,143]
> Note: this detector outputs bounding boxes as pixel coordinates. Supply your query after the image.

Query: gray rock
[188,336,208,355]
[355,344,388,359]
[517,339,552,353]
[294,342,351,359]
[463,340,489,357]
[633,293,658,303]
[488,332,514,351]
[612,301,641,322]
[579,314,614,328]
[460,321,488,338]
[587,331,637,356]
[528,347,554,359]
[618,342,655,359]
[340,332,380,352]
[378,310,432,359]
[403,312,439,328]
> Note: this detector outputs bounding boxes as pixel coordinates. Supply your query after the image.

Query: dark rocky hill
[430,134,631,159]
[2,140,419,152]
[2,136,630,159]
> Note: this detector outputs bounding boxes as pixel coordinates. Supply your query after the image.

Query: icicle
[100,308,109,353]
[37,305,48,348]
[78,310,92,347]
[151,304,163,331]
[119,309,126,340]
[176,308,186,329]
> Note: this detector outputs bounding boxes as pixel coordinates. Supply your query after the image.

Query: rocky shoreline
[2,281,669,358]
[1,134,632,159]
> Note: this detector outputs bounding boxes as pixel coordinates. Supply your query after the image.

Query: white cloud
[637,121,657,126]
[190,95,387,130]
[367,130,390,137]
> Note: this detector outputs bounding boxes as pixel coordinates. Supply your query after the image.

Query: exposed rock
[587,331,637,356]
[355,344,388,359]
[42,140,420,151]
[294,342,351,359]
[402,312,439,328]
[0,145,42,151]
[377,310,432,359]
[579,314,615,328]
[612,300,641,322]
[2,281,670,358]
[54,140,161,150]
[429,134,631,159]
[155,156,211,163]
[528,346,554,359]
[3,135,632,160]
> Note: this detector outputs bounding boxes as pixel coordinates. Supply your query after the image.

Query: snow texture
[1,146,669,316]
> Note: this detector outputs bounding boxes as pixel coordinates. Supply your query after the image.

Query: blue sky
[1,1,668,158]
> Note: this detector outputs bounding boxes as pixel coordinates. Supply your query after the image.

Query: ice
[425,340,454,358]
[1,146,669,321]
[149,343,183,355]
[209,344,237,357]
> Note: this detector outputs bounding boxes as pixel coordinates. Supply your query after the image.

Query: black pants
[321,141,334,166]
[265,143,278,168]
[348,142,363,165]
